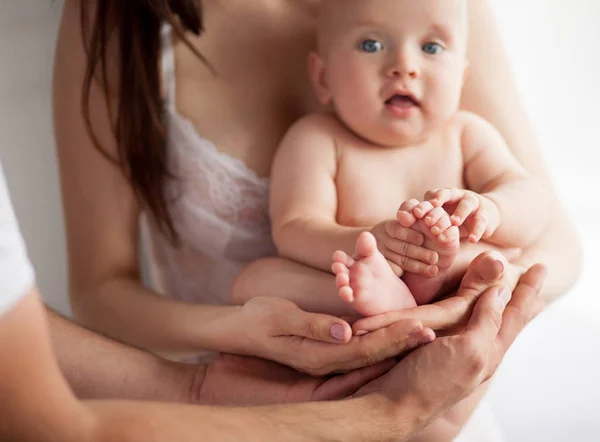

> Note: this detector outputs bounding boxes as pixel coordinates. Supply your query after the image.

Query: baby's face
[312,0,468,146]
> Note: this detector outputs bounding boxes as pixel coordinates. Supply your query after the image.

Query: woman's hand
[370,219,438,277]
[223,297,434,376]
[194,354,396,406]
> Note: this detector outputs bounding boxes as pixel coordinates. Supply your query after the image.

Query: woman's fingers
[384,249,438,276]
[352,299,469,335]
[297,320,433,376]
[385,220,425,245]
[385,240,439,264]
[279,305,353,344]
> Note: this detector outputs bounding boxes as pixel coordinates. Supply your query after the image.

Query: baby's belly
[337,177,465,227]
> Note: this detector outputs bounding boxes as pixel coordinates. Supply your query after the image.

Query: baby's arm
[270,116,364,271]
[270,115,431,274]
[461,113,549,248]
[426,113,548,249]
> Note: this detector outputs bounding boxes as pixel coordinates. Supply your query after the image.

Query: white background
[0,1,598,440]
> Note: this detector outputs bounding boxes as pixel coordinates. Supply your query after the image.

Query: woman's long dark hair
[80,0,207,242]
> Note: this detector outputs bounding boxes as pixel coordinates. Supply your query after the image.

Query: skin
[0,263,548,441]
[52,0,581,437]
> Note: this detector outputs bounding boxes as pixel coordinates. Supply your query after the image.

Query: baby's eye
[422,42,443,55]
[359,39,384,53]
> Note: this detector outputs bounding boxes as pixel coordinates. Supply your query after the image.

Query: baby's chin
[355,121,431,148]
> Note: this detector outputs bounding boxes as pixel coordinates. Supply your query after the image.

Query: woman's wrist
[179,303,249,354]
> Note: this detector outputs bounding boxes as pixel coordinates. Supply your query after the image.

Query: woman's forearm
[482,176,549,249]
[514,200,582,303]
[71,276,245,355]
[462,0,582,301]
[47,308,203,401]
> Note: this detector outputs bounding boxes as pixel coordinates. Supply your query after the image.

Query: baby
[269,0,548,317]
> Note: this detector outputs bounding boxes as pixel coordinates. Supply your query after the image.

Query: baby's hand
[370,219,439,277]
[422,188,500,242]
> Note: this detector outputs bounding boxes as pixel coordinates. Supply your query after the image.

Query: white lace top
[142,25,276,309]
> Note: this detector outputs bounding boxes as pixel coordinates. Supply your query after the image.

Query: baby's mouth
[384,94,420,108]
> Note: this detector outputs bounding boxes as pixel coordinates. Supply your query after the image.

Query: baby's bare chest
[336,140,464,226]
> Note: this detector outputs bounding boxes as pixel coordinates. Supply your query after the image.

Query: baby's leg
[231,257,359,317]
[332,232,417,316]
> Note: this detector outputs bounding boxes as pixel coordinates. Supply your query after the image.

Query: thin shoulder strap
[160,23,176,111]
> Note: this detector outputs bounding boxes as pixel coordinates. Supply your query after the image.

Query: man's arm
[0,289,418,442]
[0,265,545,442]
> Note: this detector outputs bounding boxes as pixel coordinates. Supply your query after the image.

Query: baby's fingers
[426,188,465,207]
[450,193,480,226]
[397,199,420,227]
[468,209,489,242]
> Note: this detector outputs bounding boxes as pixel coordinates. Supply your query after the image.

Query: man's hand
[193,354,396,406]
[354,264,546,421]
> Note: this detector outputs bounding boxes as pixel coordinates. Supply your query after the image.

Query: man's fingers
[312,359,397,401]
[496,264,547,350]
[465,285,510,341]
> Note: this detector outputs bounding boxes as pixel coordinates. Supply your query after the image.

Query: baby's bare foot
[332,232,417,316]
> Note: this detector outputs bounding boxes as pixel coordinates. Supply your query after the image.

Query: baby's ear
[307,52,332,105]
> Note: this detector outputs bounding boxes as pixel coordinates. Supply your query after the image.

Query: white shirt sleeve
[0,159,35,317]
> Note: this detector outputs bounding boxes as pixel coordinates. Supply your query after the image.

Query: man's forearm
[47,309,201,402]
[87,395,422,442]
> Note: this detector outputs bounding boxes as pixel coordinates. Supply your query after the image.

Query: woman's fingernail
[330,324,348,341]
[355,330,368,336]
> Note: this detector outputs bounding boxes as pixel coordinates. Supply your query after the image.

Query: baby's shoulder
[446,111,487,132]
[284,112,345,140]
[447,111,499,137]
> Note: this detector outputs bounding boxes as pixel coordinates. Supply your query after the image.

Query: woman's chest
[173,3,320,177]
